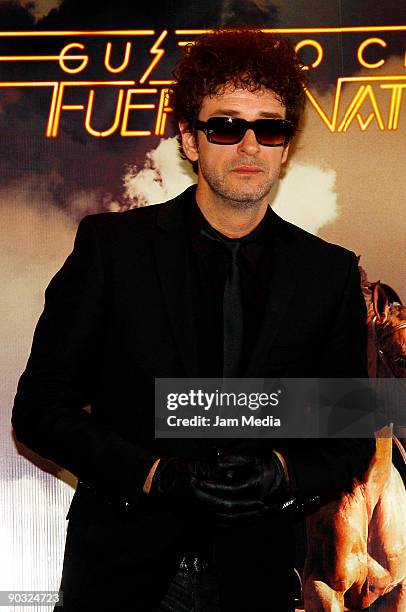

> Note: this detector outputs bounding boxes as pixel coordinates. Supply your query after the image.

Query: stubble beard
[198,159,278,210]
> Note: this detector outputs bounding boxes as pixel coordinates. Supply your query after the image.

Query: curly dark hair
[170,28,308,173]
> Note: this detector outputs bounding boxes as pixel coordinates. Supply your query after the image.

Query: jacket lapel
[243,208,301,376]
[152,186,200,377]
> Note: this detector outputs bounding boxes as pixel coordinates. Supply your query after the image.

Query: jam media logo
[0,26,404,138]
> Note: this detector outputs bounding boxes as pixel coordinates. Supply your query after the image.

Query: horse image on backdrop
[300,273,406,611]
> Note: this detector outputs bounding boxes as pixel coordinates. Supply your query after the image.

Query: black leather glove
[190,452,286,523]
[149,457,220,501]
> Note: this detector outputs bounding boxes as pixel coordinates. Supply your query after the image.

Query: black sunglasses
[194,116,294,147]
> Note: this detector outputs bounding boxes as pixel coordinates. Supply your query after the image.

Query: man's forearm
[143,459,161,494]
[273,450,290,488]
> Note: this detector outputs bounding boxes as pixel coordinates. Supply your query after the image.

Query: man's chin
[218,184,272,208]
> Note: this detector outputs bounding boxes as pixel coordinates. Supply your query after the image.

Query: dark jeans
[156,512,302,612]
[157,565,221,612]
[156,561,299,612]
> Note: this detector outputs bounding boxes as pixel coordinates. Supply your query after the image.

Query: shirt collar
[187,193,272,267]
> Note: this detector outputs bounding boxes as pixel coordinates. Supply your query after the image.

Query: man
[12,28,374,611]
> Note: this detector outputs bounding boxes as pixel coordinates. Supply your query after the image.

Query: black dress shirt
[186,196,274,377]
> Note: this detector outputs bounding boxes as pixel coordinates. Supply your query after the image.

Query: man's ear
[179,121,199,162]
[281,142,290,164]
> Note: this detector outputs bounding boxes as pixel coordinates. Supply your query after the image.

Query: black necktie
[200,229,243,378]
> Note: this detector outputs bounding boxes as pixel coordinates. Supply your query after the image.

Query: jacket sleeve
[275,251,376,502]
[318,250,368,378]
[12,215,157,501]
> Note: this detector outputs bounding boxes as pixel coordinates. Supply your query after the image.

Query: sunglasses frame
[194,116,294,147]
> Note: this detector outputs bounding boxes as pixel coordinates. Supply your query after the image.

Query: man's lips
[231,166,263,173]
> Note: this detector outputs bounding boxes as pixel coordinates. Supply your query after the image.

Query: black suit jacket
[12,185,374,610]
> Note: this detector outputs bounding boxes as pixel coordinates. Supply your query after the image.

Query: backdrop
[0,2,404,610]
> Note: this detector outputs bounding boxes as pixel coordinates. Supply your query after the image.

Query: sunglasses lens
[203,118,293,146]
[255,120,292,146]
[206,118,243,144]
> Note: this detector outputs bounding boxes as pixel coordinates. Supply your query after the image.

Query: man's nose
[236,128,260,155]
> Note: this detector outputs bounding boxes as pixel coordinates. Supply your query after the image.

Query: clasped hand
[150,452,285,523]
[191,453,285,523]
